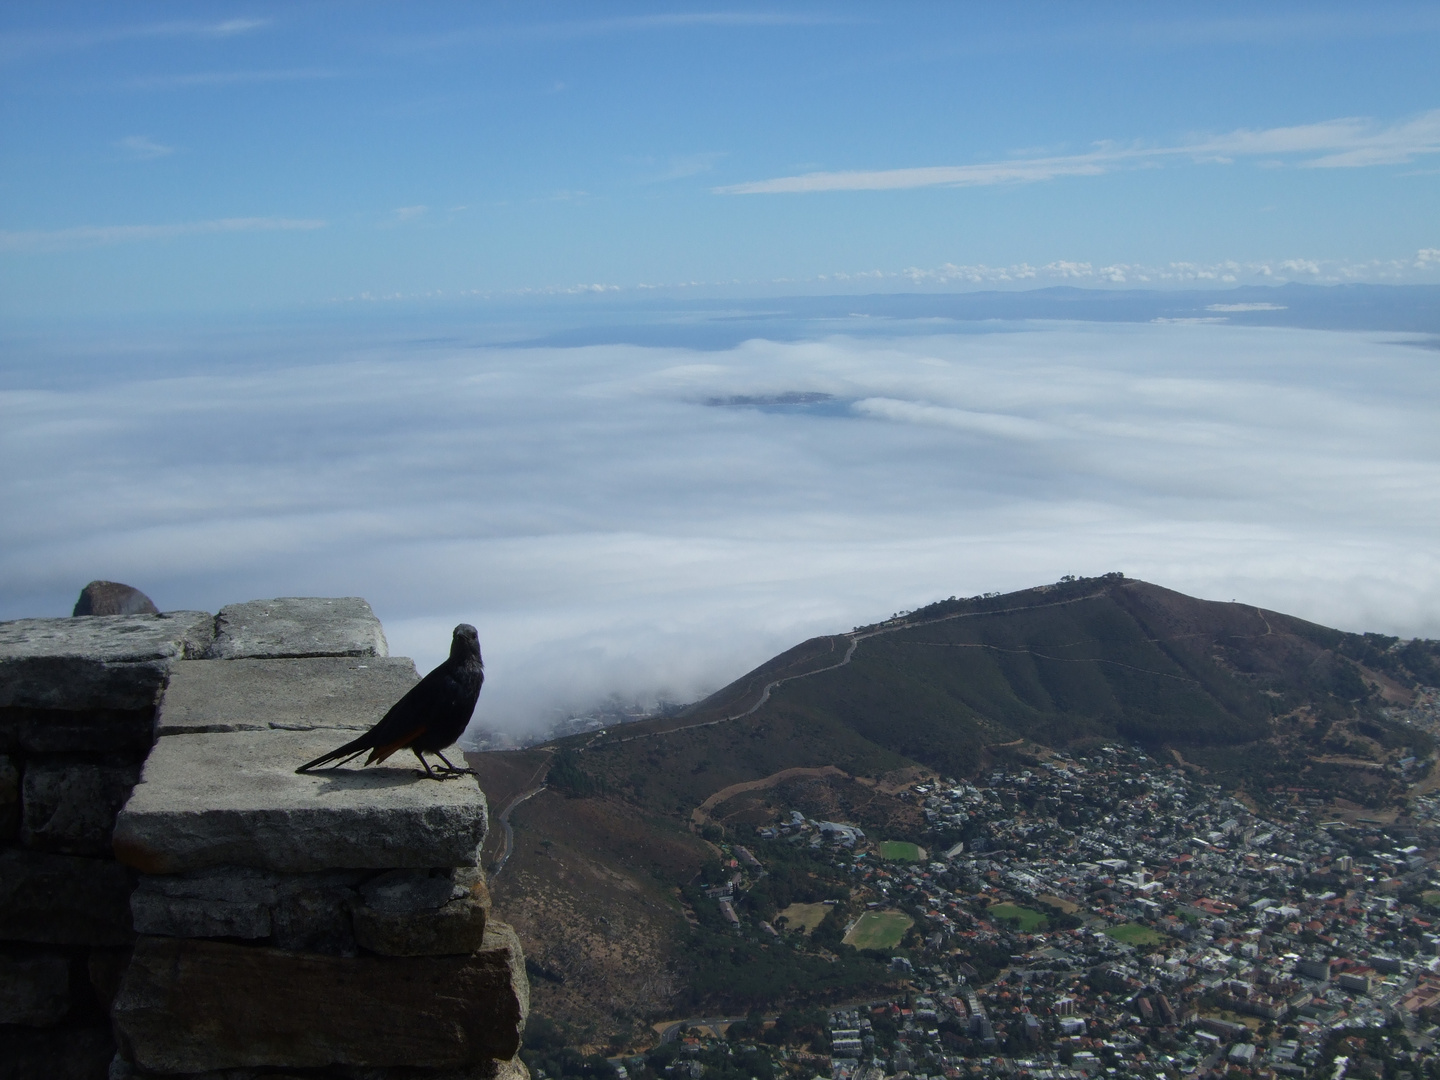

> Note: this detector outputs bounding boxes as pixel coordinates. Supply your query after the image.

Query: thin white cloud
[124,69,338,90]
[0,217,326,252]
[889,253,1440,287]
[393,205,428,222]
[393,11,852,50]
[853,397,1059,441]
[646,152,728,183]
[0,18,271,64]
[115,135,174,161]
[718,109,1440,194]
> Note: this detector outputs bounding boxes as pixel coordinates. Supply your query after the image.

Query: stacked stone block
[0,609,213,1080]
[0,597,528,1080]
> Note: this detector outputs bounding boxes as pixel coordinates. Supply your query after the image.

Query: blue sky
[2,2,1438,317]
[3,6,1439,736]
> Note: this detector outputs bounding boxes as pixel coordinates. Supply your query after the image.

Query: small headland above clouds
[470,572,1440,1029]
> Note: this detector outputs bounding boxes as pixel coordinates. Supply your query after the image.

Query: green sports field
[878,840,925,862]
[843,910,914,950]
[776,902,829,934]
[1104,922,1163,945]
[986,903,1048,932]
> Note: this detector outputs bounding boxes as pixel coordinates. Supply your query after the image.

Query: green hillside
[476,573,1440,1026]
[579,573,1440,805]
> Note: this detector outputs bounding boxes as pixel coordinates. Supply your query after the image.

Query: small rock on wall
[72,582,159,618]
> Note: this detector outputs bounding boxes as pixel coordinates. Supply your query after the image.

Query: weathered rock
[155,656,419,736]
[130,866,369,943]
[86,947,132,1014]
[0,753,18,840]
[455,864,494,913]
[113,924,528,1072]
[0,708,155,756]
[0,1024,114,1080]
[353,893,489,957]
[20,758,141,856]
[72,581,159,617]
[0,952,71,1025]
[352,869,489,956]
[0,849,134,946]
[0,611,214,714]
[130,891,273,940]
[270,882,358,954]
[113,728,486,874]
[205,597,388,660]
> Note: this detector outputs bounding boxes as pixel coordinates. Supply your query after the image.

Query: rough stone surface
[353,894,489,957]
[0,708,155,757]
[113,728,486,874]
[72,581,159,617]
[86,947,131,1014]
[0,753,17,840]
[20,758,141,855]
[352,869,489,956]
[130,866,369,944]
[155,656,419,736]
[0,611,214,713]
[0,952,71,1025]
[270,882,358,953]
[205,597,388,660]
[0,849,135,946]
[130,892,273,940]
[0,1024,114,1080]
[113,924,528,1072]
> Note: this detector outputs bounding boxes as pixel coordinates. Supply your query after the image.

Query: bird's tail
[295,732,376,774]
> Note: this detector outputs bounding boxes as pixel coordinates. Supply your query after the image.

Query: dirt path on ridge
[690,765,849,828]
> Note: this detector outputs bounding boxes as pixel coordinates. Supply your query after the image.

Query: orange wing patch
[366,726,428,765]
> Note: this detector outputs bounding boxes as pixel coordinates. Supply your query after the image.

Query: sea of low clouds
[2,314,1437,740]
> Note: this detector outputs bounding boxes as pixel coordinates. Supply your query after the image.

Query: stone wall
[0,598,528,1080]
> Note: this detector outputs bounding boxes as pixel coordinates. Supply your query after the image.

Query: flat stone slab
[114,924,527,1072]
[156,655,419,736]
[205,597,388,660]
[0,611,214,713]
[113,728,486,874]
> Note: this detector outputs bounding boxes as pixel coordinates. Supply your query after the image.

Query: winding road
[488,752,557,884]
[488,784,546,883]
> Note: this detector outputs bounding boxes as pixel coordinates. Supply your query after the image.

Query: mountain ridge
[471,573,1440,1030]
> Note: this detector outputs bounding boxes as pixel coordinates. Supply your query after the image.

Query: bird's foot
[415,765,475,780]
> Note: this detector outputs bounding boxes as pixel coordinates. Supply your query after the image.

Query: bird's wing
[358,662,467,763]
[297,658,475,773]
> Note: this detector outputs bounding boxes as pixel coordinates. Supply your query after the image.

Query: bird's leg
[433,749,475,776]
[413,747,441,781]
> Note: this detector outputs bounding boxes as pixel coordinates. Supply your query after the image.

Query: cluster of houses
[694,735,1440,1080]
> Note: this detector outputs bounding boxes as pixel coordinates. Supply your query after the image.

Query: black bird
[296,623,483,780]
